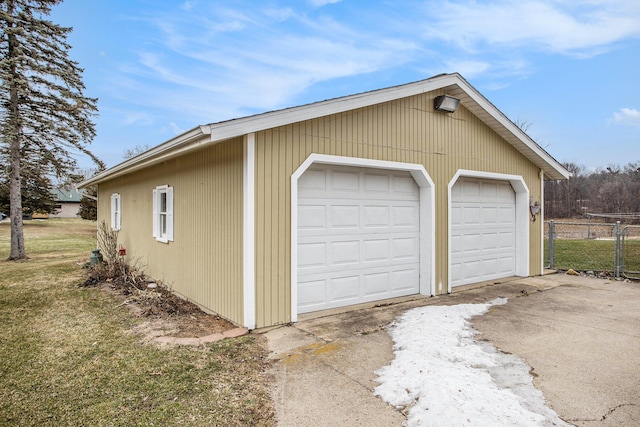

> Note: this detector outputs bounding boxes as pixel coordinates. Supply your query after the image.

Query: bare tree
[123,144,150,160]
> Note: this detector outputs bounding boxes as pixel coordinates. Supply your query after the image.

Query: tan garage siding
[97,138,245,325]
[254,90,542,327]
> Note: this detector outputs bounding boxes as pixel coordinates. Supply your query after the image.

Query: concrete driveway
[262,274,640,426]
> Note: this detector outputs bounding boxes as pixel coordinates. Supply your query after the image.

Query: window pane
[160,213,167,236]
[160,192,167,213]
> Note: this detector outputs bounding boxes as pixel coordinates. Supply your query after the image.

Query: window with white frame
[110,193,121,231]
[153,185,174,243]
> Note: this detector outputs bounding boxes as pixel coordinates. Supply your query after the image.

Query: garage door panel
[364,205,390,227]
[451,177,516,287]
[298,169,326,191]
[393,205,419,227]
[298,205,326,230]
[393,237,419,260]
[298,279,327,309]
[363,272,390,296]
[331,240,360,265]
[331,276,360,301]
[451,235,462,255]
[392,268,420,292]
[481,232,499,250]
[363,239,390,262]
[298,165,420,313]
[481,207,498,223]
[298,242,327,269]
[332,205,360,228]
[365,173,390,192]
[498,231,515,248]
[498,206,515,223]
[332,171,359,191]
[393,175,419,194]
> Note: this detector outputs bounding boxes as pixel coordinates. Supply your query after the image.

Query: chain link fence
[545,220,640,279]
[622,225,640,279]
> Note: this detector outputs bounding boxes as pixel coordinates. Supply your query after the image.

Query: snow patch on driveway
[374,298,571,426]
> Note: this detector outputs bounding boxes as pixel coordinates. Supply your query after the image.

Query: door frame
[291,154,435,322]
[447,169,530,293]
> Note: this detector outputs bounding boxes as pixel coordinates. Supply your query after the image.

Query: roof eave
[80,73,570,187]
[78,126,211,188]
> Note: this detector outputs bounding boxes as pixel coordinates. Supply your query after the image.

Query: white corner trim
[243,133,256,329]
[540,168,545,274]
[447,169,530,293]
[290,154,436,323]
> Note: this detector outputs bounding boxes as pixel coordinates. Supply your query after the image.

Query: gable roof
[80,73,570,187]
[53,187,83,203]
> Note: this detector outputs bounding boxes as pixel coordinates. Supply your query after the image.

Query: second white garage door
[297,165,420,314]
[450,177,516,288]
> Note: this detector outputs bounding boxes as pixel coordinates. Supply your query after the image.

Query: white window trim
[153,185,174,243]
[110,193,121,231]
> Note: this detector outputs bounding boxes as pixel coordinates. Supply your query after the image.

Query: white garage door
[451,177,516,287]
[297,165,420,314]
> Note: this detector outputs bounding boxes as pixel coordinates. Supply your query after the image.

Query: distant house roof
[80,73,570,187]
[53,188,83,203]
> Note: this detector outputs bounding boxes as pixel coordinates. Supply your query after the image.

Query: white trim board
[290,154,436,323]
[447,169,530,293]
[243,133,256,329]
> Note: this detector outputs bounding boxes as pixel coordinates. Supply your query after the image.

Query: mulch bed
[79,262,237,338]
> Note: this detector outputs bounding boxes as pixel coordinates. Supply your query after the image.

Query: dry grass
[0,219,274,426]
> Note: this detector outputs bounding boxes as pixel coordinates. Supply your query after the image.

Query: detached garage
[80,73,569,329]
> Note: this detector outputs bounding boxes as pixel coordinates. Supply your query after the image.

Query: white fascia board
[78,126,208,188]
[205,74,461,143]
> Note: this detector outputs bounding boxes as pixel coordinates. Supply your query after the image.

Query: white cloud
[169,122,186,135]
[424,0,640,56]
[307,0,342,6]
[611,108,640,127]
[118,4,421,120]
[118,111,154,127]
[103,0,640,131]
[442,59,491,78]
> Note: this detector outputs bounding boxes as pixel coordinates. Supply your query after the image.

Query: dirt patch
[80,264,237,340]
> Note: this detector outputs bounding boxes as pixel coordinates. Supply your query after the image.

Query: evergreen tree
[0,0,103,259]
[77,185,97,220]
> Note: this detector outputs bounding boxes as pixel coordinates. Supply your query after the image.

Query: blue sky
[50,0,640,172]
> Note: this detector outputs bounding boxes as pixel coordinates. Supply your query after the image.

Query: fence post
[549,220,555,269]
[614,221,621,279]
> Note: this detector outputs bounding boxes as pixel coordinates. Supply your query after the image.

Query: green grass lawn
[545,237,640,274]
[0,219,274,426]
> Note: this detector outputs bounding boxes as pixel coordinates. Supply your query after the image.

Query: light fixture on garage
[434,95,460,113]
[530,197,541,221]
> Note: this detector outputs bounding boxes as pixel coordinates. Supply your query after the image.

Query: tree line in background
[545,161,640,219]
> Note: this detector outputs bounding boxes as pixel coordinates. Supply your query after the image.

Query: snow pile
[374,298,570,427]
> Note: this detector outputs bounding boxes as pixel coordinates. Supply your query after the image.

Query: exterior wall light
[434,95,460,113]
[530,197,541,221]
